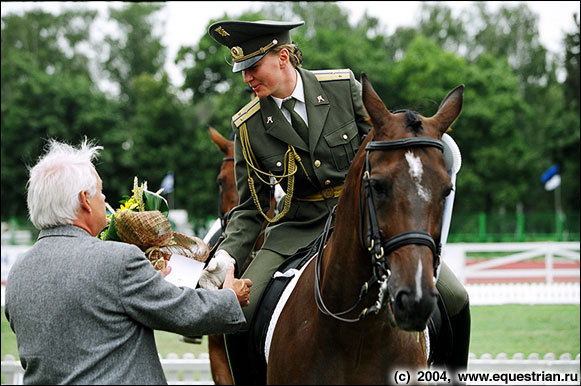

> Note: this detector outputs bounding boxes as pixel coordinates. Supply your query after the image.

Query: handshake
[199,250,252,307]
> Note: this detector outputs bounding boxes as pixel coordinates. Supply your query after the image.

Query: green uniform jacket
[220,68,371,269]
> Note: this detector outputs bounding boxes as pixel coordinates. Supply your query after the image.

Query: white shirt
[271,69,309,127]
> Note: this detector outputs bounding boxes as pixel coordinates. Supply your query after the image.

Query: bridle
[314,133,444,323]
[362,137,443,279]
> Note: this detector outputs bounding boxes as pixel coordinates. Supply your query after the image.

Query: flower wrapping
[99,177,209,270]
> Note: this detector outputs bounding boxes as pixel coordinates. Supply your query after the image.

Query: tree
[563,13,580,111]
[1,8,121,221]
[102,2,166,116]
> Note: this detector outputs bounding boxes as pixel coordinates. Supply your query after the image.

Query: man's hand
[222,264,252,307]
[198,249,236,290]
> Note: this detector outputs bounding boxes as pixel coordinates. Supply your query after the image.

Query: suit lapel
[299,67,330,154]
[260,96,309,152]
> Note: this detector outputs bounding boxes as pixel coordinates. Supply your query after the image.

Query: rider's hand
[198,249,236,290]
[222,264,253,307]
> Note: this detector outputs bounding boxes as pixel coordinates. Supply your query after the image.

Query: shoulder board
[232,97,261,128]
[312,69,352,82]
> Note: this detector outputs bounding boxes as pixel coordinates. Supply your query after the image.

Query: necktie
[282,97,309,144]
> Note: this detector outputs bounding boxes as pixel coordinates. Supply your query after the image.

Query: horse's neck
[319,198,374,313]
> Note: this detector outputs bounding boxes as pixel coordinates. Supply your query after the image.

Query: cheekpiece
[208,20,304,72]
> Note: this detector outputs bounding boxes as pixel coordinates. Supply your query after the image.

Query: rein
[314,135,444,323]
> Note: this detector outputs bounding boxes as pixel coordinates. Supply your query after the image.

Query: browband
[366,138,444,152]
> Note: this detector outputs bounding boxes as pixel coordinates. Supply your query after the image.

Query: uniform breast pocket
[261,154,286,176]
[323,121,360,170]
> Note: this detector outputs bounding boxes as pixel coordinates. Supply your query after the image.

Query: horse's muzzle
[392,286,437,331]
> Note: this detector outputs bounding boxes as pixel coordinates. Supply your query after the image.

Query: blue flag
[540,165,559,184]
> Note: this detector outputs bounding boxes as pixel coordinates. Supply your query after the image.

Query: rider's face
[242,52,286,99]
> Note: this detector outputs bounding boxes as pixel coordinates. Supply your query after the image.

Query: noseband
[314,135,444,323]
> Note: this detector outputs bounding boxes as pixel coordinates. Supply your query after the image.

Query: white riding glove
[198,249,236,290]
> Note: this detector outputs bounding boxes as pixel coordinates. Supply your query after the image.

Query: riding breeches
[239,248,286,331]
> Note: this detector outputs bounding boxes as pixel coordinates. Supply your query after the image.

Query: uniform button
[342,133,349,140]
[276,161,282,167]
[324,179,331,185]
[314,160,321,168]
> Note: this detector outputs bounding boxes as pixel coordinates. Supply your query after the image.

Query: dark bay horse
[266,74,464,384]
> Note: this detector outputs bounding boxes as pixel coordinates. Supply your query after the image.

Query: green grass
[470,304,580,357]
[2,305,579,361]
[153,331,209,357]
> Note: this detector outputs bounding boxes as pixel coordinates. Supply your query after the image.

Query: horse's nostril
[395,289,412,310]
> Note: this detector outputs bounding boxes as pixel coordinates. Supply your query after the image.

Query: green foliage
[1,7,121,218]
[1,1,579,229]
[103,2,167,118]
[0,8,97,78]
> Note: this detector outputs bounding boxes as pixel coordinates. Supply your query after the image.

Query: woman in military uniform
[199,20,470,382]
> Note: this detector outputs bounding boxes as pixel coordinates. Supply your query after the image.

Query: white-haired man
[5,138,252,385]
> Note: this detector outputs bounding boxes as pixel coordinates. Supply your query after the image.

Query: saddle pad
[264,254,316,363]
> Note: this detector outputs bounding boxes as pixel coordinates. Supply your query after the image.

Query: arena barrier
[2,352,580,385]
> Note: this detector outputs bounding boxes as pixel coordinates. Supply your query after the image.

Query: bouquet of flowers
[99,177,209,271]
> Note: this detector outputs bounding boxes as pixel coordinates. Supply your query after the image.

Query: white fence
[2,353,579,385]
[443,241,580,305]
[467,282,580,305]
[444,242,580,284]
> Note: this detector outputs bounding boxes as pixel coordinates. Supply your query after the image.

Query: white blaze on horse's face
[405,151,430,201]
[415,258,423,301]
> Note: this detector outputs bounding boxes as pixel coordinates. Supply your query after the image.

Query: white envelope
[164,254,205,289]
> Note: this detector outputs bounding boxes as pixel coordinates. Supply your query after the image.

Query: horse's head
[209,127,238,220]
[360,73,463,331]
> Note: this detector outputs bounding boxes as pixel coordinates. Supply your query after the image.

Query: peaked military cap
[208,20,304,72]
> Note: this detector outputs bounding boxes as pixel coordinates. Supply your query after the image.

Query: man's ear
[79,191,92,214]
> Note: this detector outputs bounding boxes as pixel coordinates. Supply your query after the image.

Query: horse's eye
[442,185,453,201]
[370,178,390,198]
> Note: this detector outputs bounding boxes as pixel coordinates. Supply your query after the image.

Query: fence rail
[2,353,580,385]
[466,282,580,305]
[443,242,580,285]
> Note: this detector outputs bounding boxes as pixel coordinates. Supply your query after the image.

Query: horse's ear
[361,72,392,129]
[428,85,464,134]
[208,126,231,155]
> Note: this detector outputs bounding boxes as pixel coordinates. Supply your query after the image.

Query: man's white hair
[27,138,103,230]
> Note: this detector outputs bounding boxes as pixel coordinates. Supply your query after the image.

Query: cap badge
[215,26,230,37]
[231,46,244,60]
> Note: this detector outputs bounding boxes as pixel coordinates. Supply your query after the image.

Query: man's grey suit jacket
[5,225,245,385]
